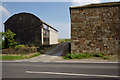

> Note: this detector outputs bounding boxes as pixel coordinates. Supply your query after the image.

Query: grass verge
[63,53,109,60]
[58,39,70,43]
[0,52,41,60]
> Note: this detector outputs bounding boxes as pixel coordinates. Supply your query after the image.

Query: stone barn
[70,2,120,55]
[4,12,58,47]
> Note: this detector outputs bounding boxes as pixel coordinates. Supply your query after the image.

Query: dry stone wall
[70,2,120,55]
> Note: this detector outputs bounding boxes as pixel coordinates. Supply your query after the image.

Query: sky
[0,0,120,39]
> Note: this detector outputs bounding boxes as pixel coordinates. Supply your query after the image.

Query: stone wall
[70,2,120,55]
[2,47,38,54]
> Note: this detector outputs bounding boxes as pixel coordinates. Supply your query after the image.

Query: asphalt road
[2,62,119,80]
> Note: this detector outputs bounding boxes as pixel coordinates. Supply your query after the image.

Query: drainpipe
[41,27,43,45]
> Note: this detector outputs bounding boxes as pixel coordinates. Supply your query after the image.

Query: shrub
[15,44,28,48]
[63,53,109,60]
[93,53,103,57]
[2,40,6,49]
[64,53,91,59]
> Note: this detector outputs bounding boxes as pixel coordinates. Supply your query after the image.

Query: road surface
[2,62,119,80]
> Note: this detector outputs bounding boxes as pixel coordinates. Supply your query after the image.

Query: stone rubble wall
[70,3,120,55]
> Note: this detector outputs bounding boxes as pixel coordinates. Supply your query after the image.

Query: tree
[2,30,17,48]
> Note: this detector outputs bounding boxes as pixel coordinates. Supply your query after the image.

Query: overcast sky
[0,0,119,39]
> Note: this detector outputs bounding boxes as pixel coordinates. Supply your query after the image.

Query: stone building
[4,12,58,47]
[70,2,120,55]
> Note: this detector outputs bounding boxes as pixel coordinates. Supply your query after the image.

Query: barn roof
[4,12,58,32]
[70,2,120,9]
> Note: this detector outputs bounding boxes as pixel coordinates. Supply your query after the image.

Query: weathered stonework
[70,2,120,55]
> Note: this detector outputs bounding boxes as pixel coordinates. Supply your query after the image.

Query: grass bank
[58,39,70,43]
[0,52,41,60]
[63,53,109,60]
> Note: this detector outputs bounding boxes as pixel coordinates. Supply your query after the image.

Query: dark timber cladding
[4,12,58,47]
[70,2,120,55]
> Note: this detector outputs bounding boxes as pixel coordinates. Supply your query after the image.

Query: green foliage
[0,32,6,49]
[0,32,2,49]
[63,53,92,59]
[2,29,18,48]
[58,39,70,43]
[1,52,41,60]
[15,44,28,48]
[0,32,2,39]
[27,52,41,58]
[1,54,24,60]
[2,40,5,49]
[93,53,103,57]
[63,53,109,60]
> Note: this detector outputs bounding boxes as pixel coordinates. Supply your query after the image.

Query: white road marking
[26,71,119,78]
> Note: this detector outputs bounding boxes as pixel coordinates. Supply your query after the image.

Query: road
[46,42,70,56]
[2,62,119,80]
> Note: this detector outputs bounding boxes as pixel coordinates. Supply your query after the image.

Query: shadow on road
[45,42,71,56]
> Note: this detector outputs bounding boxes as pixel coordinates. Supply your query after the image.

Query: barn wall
[49,30,58,45]
[5,13,42,47]
[70,2,120,55]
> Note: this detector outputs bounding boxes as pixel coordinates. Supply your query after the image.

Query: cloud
[0,5,10,32]
[100,0,120,2]
[71,0,101,6]
[0,5,10,18]
[71,0,120,6]
[3,3,7,7]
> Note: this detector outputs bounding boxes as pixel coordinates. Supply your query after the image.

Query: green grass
[1,52,41,60]
[1,55,24,60]
[25,52,41,59]
[63,53,109,60]
[58,39,70,43]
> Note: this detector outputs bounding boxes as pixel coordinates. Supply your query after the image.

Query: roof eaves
[70,2,120,9]
[41,20,58,32]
